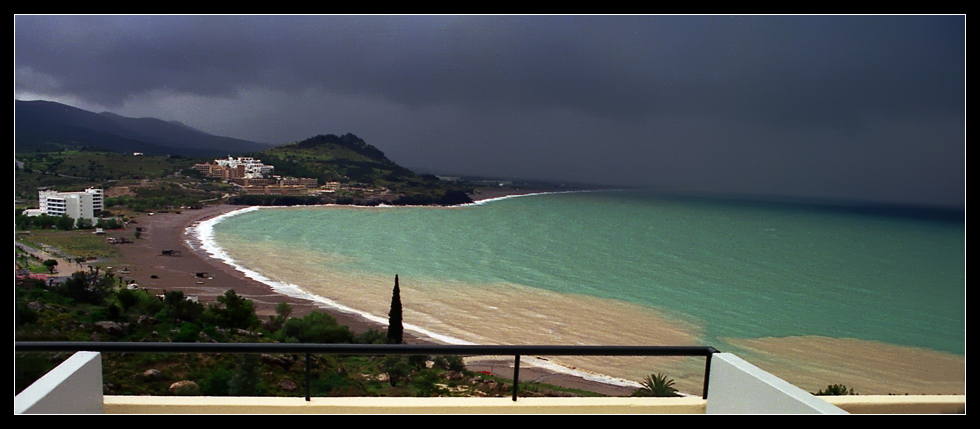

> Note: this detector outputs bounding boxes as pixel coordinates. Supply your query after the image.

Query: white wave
[184,202,644,392]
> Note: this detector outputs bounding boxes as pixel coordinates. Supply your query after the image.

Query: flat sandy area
[110,199,637,397]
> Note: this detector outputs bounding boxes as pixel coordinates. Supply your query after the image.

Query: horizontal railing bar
[15,341,719,357]
[17,341,721,401]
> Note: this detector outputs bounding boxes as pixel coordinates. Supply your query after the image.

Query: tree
[267,301,293,331]
[42,259,58,274]
[382,355,412,387]
[387,274,403,344]
[160,290,205,324]
[275,301,293,320]
[206,289,260,330]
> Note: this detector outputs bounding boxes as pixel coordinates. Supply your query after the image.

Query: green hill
[252,134,473,206]
[258,133,410,184]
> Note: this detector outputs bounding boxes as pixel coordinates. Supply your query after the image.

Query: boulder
[278,379,298,392]
[94,320,129,335]
[169,380,200,395]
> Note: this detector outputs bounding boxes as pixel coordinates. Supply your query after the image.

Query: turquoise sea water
[209,189,965,356]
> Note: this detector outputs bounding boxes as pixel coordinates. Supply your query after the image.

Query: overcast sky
[14,15,965,208]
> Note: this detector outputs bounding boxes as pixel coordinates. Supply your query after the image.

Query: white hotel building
[34,188,104,221]
[213,156,274,179]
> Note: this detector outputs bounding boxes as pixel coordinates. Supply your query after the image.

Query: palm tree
[635,372,679,397]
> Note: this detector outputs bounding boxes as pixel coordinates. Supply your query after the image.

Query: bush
[355,329,388,344]
[173,322,202,342]
[433,355,466,373]
[633,373,679,397]
[280,311,353,344]
[815,384,857,395]
[116,287,140,311]
[199,369,235,396]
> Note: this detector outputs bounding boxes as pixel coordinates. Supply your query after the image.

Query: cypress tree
[387,274,403,344]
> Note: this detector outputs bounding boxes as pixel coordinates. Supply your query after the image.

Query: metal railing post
[15,342,721,402]
[512,354,521,401]
[702,346,718,399]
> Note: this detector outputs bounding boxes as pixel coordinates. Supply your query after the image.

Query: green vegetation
[387,275,404,344]
[250,134,475,206]
[17,134,476,213]
[16,272,606,398]
[814,384,858,396]
[632,372,680,397]
[13,138,613,399]
[16,230,123,264]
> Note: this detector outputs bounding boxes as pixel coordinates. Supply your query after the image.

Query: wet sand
[721,336,966,395]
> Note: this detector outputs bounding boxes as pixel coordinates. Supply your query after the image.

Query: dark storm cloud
[14,15,965,207]
[17,15,962,122]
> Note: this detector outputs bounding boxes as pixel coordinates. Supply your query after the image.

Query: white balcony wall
[15,352,104,414]
[705,352,847,414]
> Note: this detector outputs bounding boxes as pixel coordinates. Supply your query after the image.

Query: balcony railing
[16,341,719,401]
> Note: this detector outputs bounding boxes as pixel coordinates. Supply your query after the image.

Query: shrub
[633,373,679,397]
[280,311,353,344]
[355,329,388,345]
[815,384,857,395]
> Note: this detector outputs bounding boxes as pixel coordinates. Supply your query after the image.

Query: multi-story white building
[213,156,274,179]
[36,188,104,221]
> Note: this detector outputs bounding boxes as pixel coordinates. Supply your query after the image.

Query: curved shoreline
[115,199,641,396]
[116,198,965,396]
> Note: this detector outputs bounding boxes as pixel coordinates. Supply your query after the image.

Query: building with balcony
[33,188,104,222]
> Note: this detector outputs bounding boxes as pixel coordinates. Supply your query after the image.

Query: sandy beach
[111,198,639,397]
[109,196,964,397]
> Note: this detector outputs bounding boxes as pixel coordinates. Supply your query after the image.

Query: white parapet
[15,351,105,414]
[705,352,847,414]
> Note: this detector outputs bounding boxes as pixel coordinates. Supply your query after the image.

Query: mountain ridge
[15,99,274,157]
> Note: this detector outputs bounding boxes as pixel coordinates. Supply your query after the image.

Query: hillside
[15,99,274,157]
[16,99,475,207]
[243,133,473,206]
[258,133,412,184]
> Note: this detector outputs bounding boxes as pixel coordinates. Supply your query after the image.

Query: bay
[201,189,965,394]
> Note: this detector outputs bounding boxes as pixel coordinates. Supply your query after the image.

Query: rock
[94,320,129,335]
[278,379,298,392]
[143,369,162,379]
[169,380,200,395]
[261,353,291,368]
